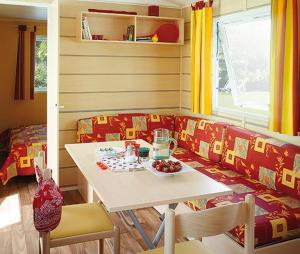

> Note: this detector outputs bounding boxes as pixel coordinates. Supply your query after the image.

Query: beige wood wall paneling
[181,74,190,91]
[60,149,76,168]
[59,91,180,112]
[59,1,181,187]
[59,166,78,186]
[60,55,180,74]
[182,42,190,57]
[59,74,180,93]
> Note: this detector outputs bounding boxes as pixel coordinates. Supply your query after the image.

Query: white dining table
[65,139,232,249]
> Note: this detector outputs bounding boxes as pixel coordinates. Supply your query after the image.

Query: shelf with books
[79,11,184,45]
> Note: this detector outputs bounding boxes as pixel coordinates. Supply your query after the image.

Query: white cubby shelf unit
[80,11,184,45]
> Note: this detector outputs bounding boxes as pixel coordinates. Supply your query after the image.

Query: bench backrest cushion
[77,113,175,144]
[221,126,300,199]
[175,116,227,163]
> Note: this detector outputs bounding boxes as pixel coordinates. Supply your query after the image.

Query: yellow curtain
[190,4,213,114]
[269,0,299,135]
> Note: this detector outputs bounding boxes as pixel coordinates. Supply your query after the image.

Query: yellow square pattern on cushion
[213,140,223,154]
[254,137,267,153]
[150,114,160,122]
[97,116,108,124]
[225,150,235,165]
[257,193,278,202]
[198,119,212,130]
[282,168,296,189]
[270,218,288,239]
[20,156,31,168]
[126,128,136,140]
[180,130,187,141]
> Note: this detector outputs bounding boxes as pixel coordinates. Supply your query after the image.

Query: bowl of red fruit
[152,160,182,174]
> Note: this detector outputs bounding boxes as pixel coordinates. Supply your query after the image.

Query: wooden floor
[0,176,170,254]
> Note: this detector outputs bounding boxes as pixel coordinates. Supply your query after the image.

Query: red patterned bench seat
[174,117,300,248]
[77,113,300,248]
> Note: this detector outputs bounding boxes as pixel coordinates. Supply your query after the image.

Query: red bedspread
[0,124,47,184]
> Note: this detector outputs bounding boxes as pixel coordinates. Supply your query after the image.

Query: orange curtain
[190,1,213,114]
[269,0,300,135]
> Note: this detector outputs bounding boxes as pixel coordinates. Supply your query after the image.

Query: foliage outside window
[35,35,47,92]
[213,6,271,125]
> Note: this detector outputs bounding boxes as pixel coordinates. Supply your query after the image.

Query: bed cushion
[186,165,300,247]
[174,116,227,163]
[0,124,47,184]
[221,126,300,199]
[77,113,175,144]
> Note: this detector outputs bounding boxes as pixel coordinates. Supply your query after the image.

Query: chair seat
[138,240,212,254]
[50,203,114,240]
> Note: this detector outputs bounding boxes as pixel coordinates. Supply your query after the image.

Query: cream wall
[180,0,300,146]
[58,0,181,186]
[0,19,47,134]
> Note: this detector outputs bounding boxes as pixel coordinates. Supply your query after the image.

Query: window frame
[34,35,47,93]
[212,6,271,126]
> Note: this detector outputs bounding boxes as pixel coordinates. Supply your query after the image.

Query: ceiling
[0,4,47,20]
[80,0,196,8]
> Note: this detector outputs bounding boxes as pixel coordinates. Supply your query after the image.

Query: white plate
[142,157,194,176]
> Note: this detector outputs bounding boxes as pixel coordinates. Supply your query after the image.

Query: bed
[0,124,47,184]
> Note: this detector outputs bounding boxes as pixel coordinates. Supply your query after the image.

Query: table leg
[127,210,156,249]
[117,211,134,227]
[126,203,178,249]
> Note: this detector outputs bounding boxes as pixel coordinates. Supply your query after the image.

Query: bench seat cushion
[77,113,175,144]
[185,164,300,247]
[172,147,217,168]
[221,126,300,199]
[175,116,227,163]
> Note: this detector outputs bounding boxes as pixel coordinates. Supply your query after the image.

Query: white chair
[139,194,255,254]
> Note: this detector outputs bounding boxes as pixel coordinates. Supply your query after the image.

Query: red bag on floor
[33,166,63,233]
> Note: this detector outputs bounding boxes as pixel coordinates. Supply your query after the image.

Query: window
[35,35,47,92]
[213,6,271,124]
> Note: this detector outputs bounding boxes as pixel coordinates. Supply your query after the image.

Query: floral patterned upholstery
[77,113,175,144]
[221,126,300,199]
[185,165,300,247]
[174,116,227,163]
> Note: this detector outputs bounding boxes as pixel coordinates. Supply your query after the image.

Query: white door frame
[0,0,59,184]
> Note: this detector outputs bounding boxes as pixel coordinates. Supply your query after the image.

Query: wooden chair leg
[98,239,104,254]
[41,232,50,254]
[38,232,41,254]
[113,226,120,254]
